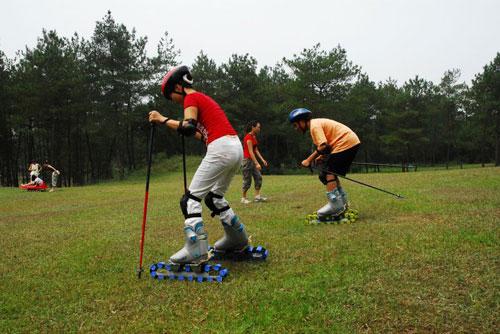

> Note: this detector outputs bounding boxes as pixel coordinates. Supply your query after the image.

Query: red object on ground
[20,183,48,191]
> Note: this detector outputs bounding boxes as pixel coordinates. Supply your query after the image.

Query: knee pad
[204,191,230,218]
[319,172,337,185]
[180,192,202,219]
[318,172,327,185]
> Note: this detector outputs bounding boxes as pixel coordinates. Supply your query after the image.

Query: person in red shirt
[241,120,268,203]
[148,66,252,265]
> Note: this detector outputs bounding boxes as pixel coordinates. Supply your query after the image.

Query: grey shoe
[326,189,347,217]
[338,187,349,208]
[254,195,267,202]
[214,215,248,251]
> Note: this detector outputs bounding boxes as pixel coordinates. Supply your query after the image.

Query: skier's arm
[45,164,56,172]
[149,109,203,142]
[302,151,319,167]
[247,141,261,170]
[255,147,268,167]
[149,110,180,130]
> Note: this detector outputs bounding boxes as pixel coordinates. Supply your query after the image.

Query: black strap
[187,192,201,202]
[205,191,229,217]
[210,206,230,218]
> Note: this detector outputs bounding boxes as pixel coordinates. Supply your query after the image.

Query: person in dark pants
[289,108,361,220]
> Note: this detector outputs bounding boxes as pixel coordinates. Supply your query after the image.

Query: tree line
[0,11,499,187]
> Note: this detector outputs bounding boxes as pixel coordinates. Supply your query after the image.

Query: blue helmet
[288,108,312,123]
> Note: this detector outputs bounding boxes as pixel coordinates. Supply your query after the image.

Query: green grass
[1,166,499,333]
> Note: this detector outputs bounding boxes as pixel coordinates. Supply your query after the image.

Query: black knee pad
[204,191,230,218]
[180,192,202,219]
[319,172,328,185]
[318,172,336,185]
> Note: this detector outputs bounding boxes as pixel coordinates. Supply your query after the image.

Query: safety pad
[149,261,229,283]
[209,245,269,261]
[205,191,230,217]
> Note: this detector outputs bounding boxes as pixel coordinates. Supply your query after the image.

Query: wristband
[161,117,169,124]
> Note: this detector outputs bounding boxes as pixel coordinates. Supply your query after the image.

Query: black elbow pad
[177,118,198,136]
[316,144,332,155]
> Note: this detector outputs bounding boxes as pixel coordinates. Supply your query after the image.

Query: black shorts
[325,144,360,176]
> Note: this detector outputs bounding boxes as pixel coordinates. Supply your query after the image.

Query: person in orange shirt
[289,108,360,221]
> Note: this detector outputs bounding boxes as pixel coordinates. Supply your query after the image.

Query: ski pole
[138,123,155,278]
[181,134,187,194]
[304,163,405,199]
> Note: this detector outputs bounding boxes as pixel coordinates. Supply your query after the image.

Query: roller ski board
[149,261,229,283]
[305,208,359,225]
[208,245,269,261]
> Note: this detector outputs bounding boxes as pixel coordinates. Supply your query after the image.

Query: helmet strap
[172,87,185,97]
[300,120,308,134]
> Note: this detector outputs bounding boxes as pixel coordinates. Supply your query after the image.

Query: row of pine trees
[0,12,499,186]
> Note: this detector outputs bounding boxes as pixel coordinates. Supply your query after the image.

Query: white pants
[51,171,60,187]
[30,170,39,182]
[185,135,243,226]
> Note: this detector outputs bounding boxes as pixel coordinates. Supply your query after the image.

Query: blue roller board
[149,261,229,283]
[208,245,269,261]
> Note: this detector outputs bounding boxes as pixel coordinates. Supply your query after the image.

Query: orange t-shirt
[310,118,360,153]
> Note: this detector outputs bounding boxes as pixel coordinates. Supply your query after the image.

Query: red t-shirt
[183,92,237,144]
[243,133,258,159]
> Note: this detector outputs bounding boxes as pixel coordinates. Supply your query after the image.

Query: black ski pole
[305,163,405,199]
[181,134,187,194]
[138,123,155,279]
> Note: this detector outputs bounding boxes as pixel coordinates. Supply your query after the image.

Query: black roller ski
[149,261,229,283]
[209,245,269,261]
[306,208,359,225]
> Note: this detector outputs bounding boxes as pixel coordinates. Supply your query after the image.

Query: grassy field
[0,164,499,333]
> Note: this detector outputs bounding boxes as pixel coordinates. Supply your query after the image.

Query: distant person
[43,160,60,192]
[28,160,41,182]
[241,120,268,204]
[289,108,360,221]
[21,175,46,188]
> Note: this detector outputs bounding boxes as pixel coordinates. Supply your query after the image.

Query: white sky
[1,0,499,84]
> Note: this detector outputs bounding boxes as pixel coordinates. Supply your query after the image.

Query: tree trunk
[85,131,96,183]
[496,111,500,166]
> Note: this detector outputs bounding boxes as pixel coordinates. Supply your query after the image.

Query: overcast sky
[1,0,499,84]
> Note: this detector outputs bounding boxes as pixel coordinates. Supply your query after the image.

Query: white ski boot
[169,221,210,264]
